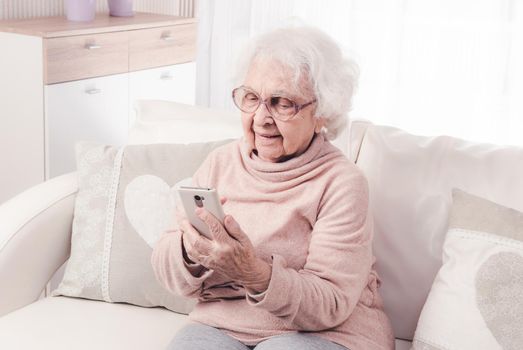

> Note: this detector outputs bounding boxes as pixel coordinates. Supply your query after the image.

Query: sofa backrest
[129,100,243,144]
[129,100,351,154]
[129,100,523,341]
[349,120,523,340]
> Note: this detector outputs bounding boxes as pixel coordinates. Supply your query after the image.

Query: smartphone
[177,186,226,239]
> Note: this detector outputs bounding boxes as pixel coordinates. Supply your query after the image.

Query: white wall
[0,0,196,19]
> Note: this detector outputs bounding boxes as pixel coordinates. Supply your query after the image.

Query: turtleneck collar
[238,132,338,183]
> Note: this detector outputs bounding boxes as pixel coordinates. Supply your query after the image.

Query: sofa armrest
[0,172,78,317]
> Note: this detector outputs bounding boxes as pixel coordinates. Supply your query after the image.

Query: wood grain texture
[0,12,196,38]
[129,22,196,72]
[44,31,129,84]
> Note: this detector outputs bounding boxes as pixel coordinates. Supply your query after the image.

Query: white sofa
[1,101,521,350]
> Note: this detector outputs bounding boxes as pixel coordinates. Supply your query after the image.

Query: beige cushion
[395,339,414,350]
[52,140,231,314]
[0,296,189,350]
[129,100,243,145]
[412,189,523,350]
[353,122,523,339]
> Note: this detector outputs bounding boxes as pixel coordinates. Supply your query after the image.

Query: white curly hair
[233,25,359,140]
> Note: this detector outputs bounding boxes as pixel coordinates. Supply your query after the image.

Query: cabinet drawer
[44,31,129,84]
[129,23,196,72]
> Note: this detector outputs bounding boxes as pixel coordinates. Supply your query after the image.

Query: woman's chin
[255,145,281,162]
[257,152,278,162]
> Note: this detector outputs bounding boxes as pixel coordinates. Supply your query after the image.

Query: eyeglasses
[232,86,317,121]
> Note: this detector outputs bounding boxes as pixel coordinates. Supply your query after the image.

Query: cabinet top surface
[0,12,197,38]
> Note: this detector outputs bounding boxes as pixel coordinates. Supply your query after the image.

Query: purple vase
[65,0,96,22]
[108,0,134,17]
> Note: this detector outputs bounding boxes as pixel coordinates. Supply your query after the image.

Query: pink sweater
[151,132,394,350]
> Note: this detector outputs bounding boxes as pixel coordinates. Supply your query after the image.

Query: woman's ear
[314,117,326,133]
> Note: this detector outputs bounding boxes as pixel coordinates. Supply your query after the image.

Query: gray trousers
[167,322,349,350]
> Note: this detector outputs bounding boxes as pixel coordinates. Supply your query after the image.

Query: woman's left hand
[179,206,272,294]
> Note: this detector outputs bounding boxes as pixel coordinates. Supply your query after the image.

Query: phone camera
[193,195,205,208]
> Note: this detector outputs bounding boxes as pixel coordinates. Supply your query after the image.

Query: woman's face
[241,59,324,163]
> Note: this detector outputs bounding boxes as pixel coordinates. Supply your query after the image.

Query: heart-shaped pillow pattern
[125,175,186,248]
[475,252,523,350]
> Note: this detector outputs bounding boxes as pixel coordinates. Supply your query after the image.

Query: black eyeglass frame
[232,86,317,121]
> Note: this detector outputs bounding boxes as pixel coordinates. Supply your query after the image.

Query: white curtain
[195,0,523,146]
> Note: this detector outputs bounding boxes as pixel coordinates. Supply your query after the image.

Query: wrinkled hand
[180,201,272,293]
[176,197,227,264]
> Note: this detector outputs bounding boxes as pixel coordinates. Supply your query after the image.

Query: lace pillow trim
[101,146,125,302]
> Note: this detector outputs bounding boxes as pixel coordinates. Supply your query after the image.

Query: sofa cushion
[354,122,523,340]
[51,139,231,314]
[0,296,189,349]
[0,296,412,349]
[412,189,523,350]
[48,100,243,293]
[395,339,414,350]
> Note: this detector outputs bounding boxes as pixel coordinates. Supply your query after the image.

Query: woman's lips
[256,133,281,144]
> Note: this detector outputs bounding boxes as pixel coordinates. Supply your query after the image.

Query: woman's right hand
[178,197,227,265]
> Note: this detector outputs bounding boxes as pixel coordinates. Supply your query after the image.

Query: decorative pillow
[412,188,523,350]
[51,138,233,314]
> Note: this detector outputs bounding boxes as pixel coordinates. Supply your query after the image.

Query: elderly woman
[151,26,394,350]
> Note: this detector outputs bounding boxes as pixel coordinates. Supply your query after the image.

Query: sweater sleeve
[245,171,374,331]
[150,153,216,298]
[151,229,215,297]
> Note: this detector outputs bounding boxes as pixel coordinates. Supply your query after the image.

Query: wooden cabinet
[44,31,130,84]
[128,24,196,71]
[0,13,197,204]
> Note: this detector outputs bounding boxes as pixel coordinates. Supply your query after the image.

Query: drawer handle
[161,35,175,42]
[85,43,102,50]
[160,73,173,80]
[85,88,102,94]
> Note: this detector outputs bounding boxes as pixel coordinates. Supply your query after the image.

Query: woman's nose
[252,101,274,125]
